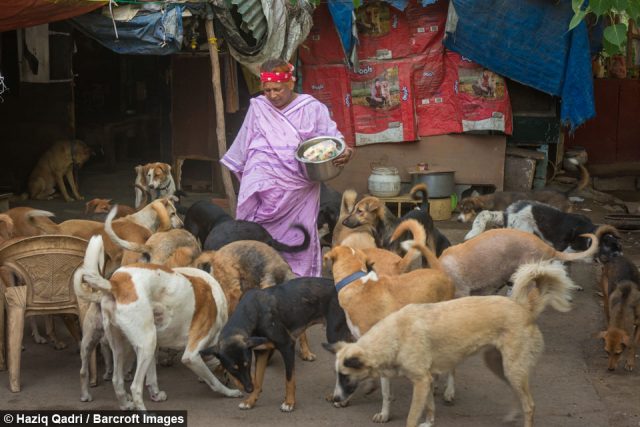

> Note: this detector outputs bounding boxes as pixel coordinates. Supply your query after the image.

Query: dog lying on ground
[201,277,351,412]
[331,189,376,250]
[85,198,136,221]
[597,255,640,371]
[323,238,454,423]
[437,228,598,296]
[456,158,589,223]
[78,235,243,410]
[325,260,576,427]
[183,200,310,252]
[464,201,622,258]
[27,140,93,202]
[343,184,451,256]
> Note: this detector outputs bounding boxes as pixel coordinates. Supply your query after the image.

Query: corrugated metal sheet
[231,0,267,43]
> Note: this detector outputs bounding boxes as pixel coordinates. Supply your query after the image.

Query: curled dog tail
[268,224,310,253]
[408,241,444,272]
[26,209,60,234]
[390,218,428,269]
[563,158,590,195]
[510,260,574,319]
[74,235,110,302]
[104,207,150,254]
[553,233,599,262]
[410,183,429,211]
[595,224,621,240]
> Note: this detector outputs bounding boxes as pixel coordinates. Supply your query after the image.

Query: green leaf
[569,10,588,30]
[604,23,628,47]
[603,36,625,56]
[353,0,362,9]
[572,0,585,13]
[611,0,628,11]
[627,0,640,21]
[589,0,612,16]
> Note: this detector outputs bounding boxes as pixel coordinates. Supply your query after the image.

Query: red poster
[299,4,345,65]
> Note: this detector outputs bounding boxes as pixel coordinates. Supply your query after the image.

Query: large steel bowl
[295,136,346,182]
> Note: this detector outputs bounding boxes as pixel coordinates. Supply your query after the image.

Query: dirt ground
[1,162,639,427]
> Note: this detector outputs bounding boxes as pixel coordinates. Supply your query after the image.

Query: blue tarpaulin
[71,5,187,55]
[444,0,595,131]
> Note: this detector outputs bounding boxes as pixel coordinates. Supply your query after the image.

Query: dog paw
[332,400,349,408]
[225,389,243,398]
[238,400,255,410]
[53,341,68,350]
[624,362,635,372]
[372,412,390,423]
[120,402,136,411]
[80,393,93,402]
[418,422,434,427]
[280,402,295,412]
[299,352,316,362]
[32,335,48,345]
[150,391,167,402]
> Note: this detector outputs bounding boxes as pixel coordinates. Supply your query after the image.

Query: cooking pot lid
[407,166,455,175]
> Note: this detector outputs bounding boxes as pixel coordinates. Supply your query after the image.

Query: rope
[109,0,119,40]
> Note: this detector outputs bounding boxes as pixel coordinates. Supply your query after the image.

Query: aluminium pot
[410,169,455,198]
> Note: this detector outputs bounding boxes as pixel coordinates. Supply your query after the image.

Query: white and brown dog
[134,162,178,209]
[77,235,242,410]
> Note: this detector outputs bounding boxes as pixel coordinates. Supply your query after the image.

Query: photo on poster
[351,66,400,110]
[356,2,391,37]
[458,68,505,99]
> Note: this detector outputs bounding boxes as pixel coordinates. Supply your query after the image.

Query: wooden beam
[205,17,237,215]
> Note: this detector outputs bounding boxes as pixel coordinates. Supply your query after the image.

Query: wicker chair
[0,235,89,391]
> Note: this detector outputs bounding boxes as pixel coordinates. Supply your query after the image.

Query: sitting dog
[464,200,622,258]
[78,235,243,410]
[343,184,451,256]
[323,239,454,423]
[200,277,351,412]
[85,198,135,221]
[134,162,178,209]
[437,228,598,296]
[456,158,589,223]
[325,260,576,427]
[184,200,310,252]
[27,139,93,202]
[331,189,376,250]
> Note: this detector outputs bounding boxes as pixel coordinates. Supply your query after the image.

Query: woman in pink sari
[221,58,354,277]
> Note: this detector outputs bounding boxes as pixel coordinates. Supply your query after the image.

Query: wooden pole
[205,16,237,215]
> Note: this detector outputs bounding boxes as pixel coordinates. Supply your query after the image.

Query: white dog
[134,162,177,209]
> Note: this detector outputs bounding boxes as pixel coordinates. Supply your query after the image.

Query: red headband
[260,64,295,83]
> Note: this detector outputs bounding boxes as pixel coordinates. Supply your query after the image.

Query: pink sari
[221,94,343,277]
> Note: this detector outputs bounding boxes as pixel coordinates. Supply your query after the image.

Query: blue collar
[335,271,368,293]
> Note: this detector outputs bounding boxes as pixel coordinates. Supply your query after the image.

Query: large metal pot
[295,136,345,182]
[409,169,455,198]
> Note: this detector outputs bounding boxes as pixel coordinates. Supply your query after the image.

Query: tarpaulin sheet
[71,4,187,55]
[0,0,105,33]
[444,0,594,130]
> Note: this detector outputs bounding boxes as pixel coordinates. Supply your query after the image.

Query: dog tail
[510,260,574,319]
[104,206,150,254]
[563,158,590,195]
[410,183,429,211]
[553,233,599,262]
[341,189,358,215]
[74,235,110,301]
[268,224,310,253]
[390,218,428,270]
[408,242,444,272]
[595,224,621,240]
[25,209,60,234]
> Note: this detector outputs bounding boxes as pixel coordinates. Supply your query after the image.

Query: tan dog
[85,199,135,220]
[134,162,177,209]
[456,160,589,223]
[323,241,454,423]
[27,140,92,202]
[77,235,242,410]
[326,260,576,427]
[360,219,426,276]
[437,228,598,296]
[332,189,376,249]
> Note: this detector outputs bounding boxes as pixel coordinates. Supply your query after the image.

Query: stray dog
[343,184,451,256]
[78,235,243,410]
[183,200,310,252]
[464,201,622,257]
[134,162,179,209]
[331,189,376,250]
[201,277,351,412]
[318,183,342,247]
[27,140,93,202]
[105,208,200,267]
[438,228,598,296]
[85,199,135,221]
[325,260,576,427]
[456,159,589,223]
[323,239,454,423]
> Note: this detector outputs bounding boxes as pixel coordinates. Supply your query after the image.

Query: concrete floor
[1,161,639,426]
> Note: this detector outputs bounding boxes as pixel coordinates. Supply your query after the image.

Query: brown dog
[134,162,177,209]
[456,160,590,223]
[85,199,136,220]
[323,242,454,423]
[27,140,92,202]
[437,228,598,296]
[331,189,376,249]
[360,219,426,276]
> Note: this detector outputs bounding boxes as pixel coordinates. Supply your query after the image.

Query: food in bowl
[302,139,340,162]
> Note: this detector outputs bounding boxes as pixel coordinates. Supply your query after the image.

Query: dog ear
[344,356,365,370]
[161,163,172,174]
[247,336,270,349]
[322,341,348,354]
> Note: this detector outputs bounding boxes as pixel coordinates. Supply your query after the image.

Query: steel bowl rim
[295,136,346,164]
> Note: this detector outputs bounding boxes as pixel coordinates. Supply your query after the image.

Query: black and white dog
[464,200,623,260]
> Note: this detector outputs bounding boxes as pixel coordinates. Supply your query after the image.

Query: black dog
[318,183,342,247]
[183,200,310,252]
[200,277,351,412]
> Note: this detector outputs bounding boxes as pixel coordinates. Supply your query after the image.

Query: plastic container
[368,166,401,197]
